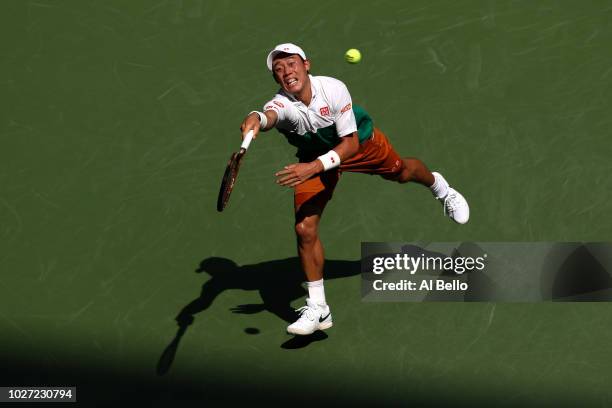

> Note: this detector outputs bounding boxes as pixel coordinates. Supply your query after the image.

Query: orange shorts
[294,128,404,211]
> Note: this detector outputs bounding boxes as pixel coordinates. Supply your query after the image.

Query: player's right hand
[240,113,261,140]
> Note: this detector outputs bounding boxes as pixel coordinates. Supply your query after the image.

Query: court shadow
[157,257,359,375]
[281,331,329,349]
[541,243,612,301]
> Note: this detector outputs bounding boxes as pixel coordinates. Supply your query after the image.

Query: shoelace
[295,305,315,321]
[443,192,458,216]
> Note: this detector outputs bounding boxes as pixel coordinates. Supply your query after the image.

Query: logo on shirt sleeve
[340,103,352,113]
[273,101,284,108]
[320,106,330,116]
[265,105,277,111]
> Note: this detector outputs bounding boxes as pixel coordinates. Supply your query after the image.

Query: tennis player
[240,43,469,335]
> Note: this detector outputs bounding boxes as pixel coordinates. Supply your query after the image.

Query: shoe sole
[319,321,333,330]
[287,321,333,336]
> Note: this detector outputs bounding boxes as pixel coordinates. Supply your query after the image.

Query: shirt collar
[309,74,317,101]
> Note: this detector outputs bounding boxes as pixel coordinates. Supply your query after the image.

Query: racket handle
[241,130,254,150]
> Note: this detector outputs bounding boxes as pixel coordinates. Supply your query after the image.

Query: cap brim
[266,50,306,71]
[266,50,283,71]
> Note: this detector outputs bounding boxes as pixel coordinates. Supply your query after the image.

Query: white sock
[307,279,327,305]
[430,172,449,199]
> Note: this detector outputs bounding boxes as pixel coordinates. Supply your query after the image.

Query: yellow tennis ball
[345,48,362,64]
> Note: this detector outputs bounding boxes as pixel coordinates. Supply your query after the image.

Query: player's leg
[393,157,434,186]
[342,128,470,224]
[387,157,469,224]
[287,173,337,335]
[295,202,325,282]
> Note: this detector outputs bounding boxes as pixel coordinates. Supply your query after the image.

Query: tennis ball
[345,48,362,64]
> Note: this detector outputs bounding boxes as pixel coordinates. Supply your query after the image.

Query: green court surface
[2,0,612,405]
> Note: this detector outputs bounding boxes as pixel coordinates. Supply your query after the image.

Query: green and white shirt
[263,75,373,157]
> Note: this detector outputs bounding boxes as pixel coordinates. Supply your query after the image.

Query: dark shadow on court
[157,257,360,375]
[541,243,612,301]
[281,330,329,349]
[1,351,495,407]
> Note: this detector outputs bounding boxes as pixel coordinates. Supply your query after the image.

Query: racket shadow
[157,256,360,375]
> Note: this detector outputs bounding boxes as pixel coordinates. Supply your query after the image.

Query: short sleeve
[332,82,357,137]
[263,97,298,127]
[263,99,285,121]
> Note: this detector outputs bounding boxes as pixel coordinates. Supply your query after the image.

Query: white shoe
[287,298,333,336]
[440,187,470,224]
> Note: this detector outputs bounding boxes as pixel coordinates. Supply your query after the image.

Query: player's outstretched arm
[240,110,278,140]
[275,132,359,187]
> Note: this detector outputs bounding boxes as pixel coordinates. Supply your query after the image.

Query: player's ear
[303,59,311,73]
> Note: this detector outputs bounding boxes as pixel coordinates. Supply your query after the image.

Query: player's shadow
[541,243,612,301]
[157,257,359,375]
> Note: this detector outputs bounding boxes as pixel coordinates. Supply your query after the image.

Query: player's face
[272,55,311,95]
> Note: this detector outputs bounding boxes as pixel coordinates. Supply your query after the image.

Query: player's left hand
[275,162,323,187]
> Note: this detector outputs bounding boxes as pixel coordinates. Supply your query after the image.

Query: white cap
[266,43,307,71]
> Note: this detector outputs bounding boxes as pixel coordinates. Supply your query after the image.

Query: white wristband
[317,150,341,171]
[249,111,268,129]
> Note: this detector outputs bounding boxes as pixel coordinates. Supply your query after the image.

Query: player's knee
[295,219,318,244]
[388,159,411,183]
[396,158,420,183]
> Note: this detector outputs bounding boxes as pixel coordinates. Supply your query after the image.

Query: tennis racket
[216,130,254,212]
